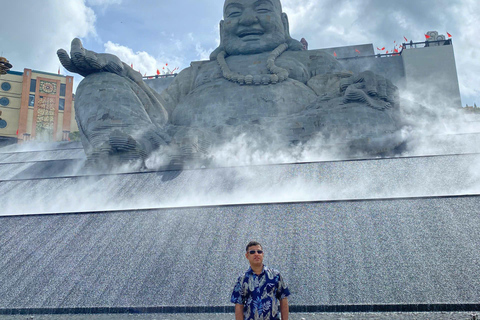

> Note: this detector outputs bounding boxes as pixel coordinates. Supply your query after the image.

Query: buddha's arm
[305,52,398,109]
[304,52,352,100]
[57,38,194,126]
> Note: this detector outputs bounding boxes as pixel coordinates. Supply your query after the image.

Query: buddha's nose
[239,9,259,25]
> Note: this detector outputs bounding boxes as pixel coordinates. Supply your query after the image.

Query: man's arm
[235,303,244,320]
[280,297,289,320]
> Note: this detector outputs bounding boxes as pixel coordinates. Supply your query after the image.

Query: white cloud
[195,43,213,61]
[281,0,480,105]
[105,41,157,75]
[104,41,183,76]
[86,0,122,6]
[3,0,477,105]
[0,0,96,75]
[448,0,480,105]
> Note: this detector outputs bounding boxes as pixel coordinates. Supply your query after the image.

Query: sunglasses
[248,250,263,254]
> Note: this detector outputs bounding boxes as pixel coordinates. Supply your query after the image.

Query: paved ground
[0,312,478,320]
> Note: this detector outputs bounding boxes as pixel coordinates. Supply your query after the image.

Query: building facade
[0,68,78,145]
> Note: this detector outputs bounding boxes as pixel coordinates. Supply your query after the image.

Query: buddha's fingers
[70,38,92,72]
[57,49,82,75]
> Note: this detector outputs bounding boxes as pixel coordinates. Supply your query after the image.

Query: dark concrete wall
[402,45,462,108]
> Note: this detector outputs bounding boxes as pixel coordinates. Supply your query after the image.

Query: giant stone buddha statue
[58,0,402,168]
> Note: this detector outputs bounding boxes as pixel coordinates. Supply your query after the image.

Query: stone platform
[1,140,480,317]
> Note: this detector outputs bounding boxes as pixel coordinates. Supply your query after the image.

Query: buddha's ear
[209,20,225,61]
[281,13,291,38]
[282,12,305,51]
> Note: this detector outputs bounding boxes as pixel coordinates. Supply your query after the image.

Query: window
[30,79,37,93]
[0,97,9,106]
[59,98,65,111]
[1,82,11,91]
[60,83,66,97]
[29,94,35,107]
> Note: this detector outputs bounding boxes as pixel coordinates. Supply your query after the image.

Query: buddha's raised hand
[57,38,128,78]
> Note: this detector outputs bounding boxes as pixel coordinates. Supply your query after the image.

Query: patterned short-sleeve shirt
[231,265,291,320]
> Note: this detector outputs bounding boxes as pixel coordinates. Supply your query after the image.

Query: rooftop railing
[338,39,452,61]
[142,73,178,80]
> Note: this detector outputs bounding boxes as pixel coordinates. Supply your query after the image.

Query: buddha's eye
[227,10,242,18]
[256,3,273,13]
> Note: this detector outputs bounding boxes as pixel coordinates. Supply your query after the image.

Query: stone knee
[75,72,166,159]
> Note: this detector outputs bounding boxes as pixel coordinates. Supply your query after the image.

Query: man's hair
[246,241,263,252]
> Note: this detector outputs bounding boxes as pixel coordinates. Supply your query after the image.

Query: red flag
[156,69,160,75]
[333,51,337,57]
[404,36,408,42]
[165,63,168,66]
[394,40,396,43]
[394,48,399,53]
[425,34,430,39]
[58,67,60,75]
[381,47,385,50]
[447,32,452,38]
[386,50,389,54]
[131,63,133,68]
[355,49,360,53]
[16,129,19,135]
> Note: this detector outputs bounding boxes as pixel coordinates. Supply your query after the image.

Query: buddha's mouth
[238,30,264,38]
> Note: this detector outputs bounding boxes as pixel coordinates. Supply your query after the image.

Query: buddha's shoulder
[282,49,343,73]
[166,60,218,87]
[284,49,339,63]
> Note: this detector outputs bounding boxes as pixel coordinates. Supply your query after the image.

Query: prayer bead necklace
[216,43,289,85]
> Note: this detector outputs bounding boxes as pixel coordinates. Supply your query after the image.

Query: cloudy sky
[1,0,478,105]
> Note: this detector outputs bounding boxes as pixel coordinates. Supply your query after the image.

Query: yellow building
[0,68,78,145]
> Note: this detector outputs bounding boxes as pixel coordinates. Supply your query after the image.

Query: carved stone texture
[62,0,405,168]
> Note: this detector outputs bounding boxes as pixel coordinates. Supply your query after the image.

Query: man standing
[231,241,290,320]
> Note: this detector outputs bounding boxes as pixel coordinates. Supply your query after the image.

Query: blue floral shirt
[231,265,291,320]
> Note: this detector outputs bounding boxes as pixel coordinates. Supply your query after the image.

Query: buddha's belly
[171,78,317,128]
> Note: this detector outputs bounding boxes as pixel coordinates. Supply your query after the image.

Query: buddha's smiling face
[221,0,288,55]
